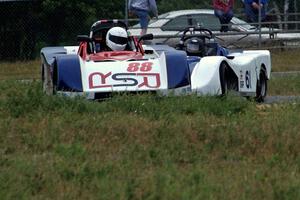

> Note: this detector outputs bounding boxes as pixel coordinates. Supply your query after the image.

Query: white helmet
[106,27,128,51]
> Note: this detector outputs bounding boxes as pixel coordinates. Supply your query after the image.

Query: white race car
[41,20,271,102]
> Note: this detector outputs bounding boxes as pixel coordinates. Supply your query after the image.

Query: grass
[0,80,300,199]
[0,60,40,80]
[270,49,300,72]
[268,74,300,96]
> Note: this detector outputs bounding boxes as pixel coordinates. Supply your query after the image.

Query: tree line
[0,0,298,60]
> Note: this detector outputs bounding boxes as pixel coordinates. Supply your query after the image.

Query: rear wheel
[255,69,267,102]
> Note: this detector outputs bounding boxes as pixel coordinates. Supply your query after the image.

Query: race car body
[41,20,271,101]
[191,50,271,96]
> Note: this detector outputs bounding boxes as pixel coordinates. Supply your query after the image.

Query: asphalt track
[264,96,300,104]
[272,71,300,77]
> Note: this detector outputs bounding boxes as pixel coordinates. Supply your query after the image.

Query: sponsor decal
[88,62,161,89]
[239,70,244,88]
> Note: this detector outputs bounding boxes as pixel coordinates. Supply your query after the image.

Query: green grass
[270,49,300,72]
[0,60,40,80]
[1,81,300,199]
[0,50,300,199]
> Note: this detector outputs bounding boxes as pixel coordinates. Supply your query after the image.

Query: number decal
[127,62,153,72]
[140,62,153,72]
[89,61,160,89]
[127,63,140,72]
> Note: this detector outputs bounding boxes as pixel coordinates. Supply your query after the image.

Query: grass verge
[0,81,300,199]
[270,48,300,72]
[0,60,40,80]
[268,74,300,96]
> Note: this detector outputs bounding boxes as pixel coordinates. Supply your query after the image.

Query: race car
[41,20,271,102]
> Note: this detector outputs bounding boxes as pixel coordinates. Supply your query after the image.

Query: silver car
[128,9,279,48]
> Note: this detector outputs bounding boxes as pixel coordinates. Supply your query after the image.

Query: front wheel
[255,69,268,102]
[42,64,55,95]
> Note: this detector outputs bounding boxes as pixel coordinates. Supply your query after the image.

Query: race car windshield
[109,34,128,45]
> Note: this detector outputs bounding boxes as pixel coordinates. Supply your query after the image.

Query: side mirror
[77,35,93,43]
[138,34,154,43]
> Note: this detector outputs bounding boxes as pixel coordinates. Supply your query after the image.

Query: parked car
[129,9,278,48]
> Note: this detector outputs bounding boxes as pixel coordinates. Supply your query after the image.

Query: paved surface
[271,71,300,77]
[264,96,300,104]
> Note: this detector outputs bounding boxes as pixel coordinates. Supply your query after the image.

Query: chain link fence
[0,1,300,61]
[0,1,93,61]
[0,1,38,60]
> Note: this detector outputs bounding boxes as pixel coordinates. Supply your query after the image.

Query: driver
[186,37,205,56]
[106,27,128,51]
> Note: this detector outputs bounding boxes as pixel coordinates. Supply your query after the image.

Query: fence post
[258,0,262,48]
[295,0,298,30]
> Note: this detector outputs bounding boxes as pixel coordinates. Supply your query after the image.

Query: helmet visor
[108,34,128,45]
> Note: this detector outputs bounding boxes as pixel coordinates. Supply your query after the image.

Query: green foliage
[40,0,96,45]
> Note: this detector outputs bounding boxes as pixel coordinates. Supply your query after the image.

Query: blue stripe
[187,56,201,74]
[165,50,190,89]
[56,55,83,92]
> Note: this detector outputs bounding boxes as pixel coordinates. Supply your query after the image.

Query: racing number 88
[127,62,153,72]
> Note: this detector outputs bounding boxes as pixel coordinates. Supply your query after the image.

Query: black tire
[219,62,228,95]
[255,69,267,102]
[41,64,45,88]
